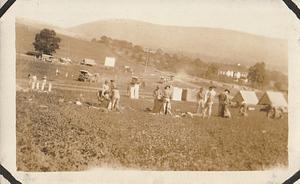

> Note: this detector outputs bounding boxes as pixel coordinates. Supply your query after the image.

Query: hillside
[68,19,288,73]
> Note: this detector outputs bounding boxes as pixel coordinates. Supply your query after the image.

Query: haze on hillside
[68,19,288,73]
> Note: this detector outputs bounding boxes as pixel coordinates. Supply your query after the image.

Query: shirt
[205,89,216,103]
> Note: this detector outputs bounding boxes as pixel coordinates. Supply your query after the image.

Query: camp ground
[231,90,259,106]
[15,15,289,173]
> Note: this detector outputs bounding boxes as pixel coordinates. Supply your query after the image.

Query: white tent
[104,57,116,67]
[232,90,259,105]
[171,87,182,101]
[258,91,288,107]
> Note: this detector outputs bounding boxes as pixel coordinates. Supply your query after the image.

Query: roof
[232,90,258,105]
[79,70,89,73]
[258,91,288,107]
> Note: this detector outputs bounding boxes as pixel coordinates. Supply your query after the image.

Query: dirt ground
[16,89,288,171]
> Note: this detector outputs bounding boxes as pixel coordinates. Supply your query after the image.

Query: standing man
[152,85,163,114]
[196,87,205,116]
[203,86,216,118]
[111,85,121,111]
[102,80,110,96]
[218,90,226,117]
[162,85,172,115]
[223,89,231,118]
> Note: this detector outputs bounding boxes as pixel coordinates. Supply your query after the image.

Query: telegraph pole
[144,48,151,73]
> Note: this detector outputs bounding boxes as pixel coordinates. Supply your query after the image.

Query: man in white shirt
[203,86,216,118]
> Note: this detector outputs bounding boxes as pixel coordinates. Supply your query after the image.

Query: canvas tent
[104,57,116,67]
[182,88,198,102]
[171,87,182,101]
[258,91,288,107]
[232,90,259,105]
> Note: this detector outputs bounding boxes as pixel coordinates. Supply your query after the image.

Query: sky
[15,0,295,39]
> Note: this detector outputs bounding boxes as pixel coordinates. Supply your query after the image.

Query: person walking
[203,86,216,118]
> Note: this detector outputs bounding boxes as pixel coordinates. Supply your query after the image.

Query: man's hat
[225,89,230,93]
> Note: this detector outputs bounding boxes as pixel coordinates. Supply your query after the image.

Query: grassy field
[16,89,288,171]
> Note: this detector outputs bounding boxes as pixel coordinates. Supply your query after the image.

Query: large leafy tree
[205,63,219,78]
[33,29,61,55]
[247,62,269,88]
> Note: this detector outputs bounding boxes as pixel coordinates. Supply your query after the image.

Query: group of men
[196,86,231,118]
[97,80,120,111]
[27,74,52,92]
[152,84,173,115]
[152,84,232,118]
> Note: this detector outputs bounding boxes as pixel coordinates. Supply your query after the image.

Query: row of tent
[171,88,288,108]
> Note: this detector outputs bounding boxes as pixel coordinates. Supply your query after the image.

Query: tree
[247,62,269,88]
[33,29,61,55]
[205,63,219,78]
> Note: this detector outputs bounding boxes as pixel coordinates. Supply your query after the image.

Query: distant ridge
[68,19,288,73]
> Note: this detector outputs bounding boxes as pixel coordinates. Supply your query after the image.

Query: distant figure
[55,68,59,76]
[110,86,121,111]
[27,74,32,89]
[203,86,216,118]
[196,87,205,116]
[101,91,111,108]
[267,105,284,119]
[31,75,37,90]
[48,82,52,92]
[65,72,69,78]
[218,90,226,117]
[41,76,47,91]
[140,77,146,88]
[223,89,231,118]
[239,101,248,116]
[162,85,172,115]
[101,80,110,96]
[152,85,163,114]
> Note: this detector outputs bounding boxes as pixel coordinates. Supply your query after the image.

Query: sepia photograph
[13,0,290,173]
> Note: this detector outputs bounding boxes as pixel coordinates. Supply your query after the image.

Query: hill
[68,19,288,73]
